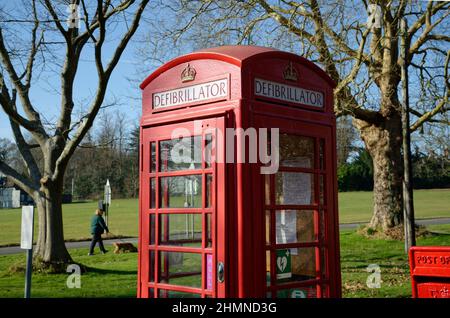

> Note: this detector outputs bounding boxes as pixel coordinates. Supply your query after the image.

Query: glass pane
[205,134,212,168]
[265,174,271,205]
[162,290,201,298]
[160,136,202,171]
[149,214,155,245]
[150,178,156,209]
[319,208,326,242]
[265,210,271,245]
[319,139,325,170]
[321,247,327,278]
[277,285,318,298]
[275,172,314,205]
[319,175,325,206]
[159,251,202,288]
[275,248,316,284]
[321,284,329,297]
[206,213,212,247]
[148,288,154,298]
[266,250,271,286]
[279,134,314,168]
[150,142,156,172]
[149,250,155,282]
[160,175,202,208]
[160,214,202,247]
[275,210,316,244]
[206,174,212,208]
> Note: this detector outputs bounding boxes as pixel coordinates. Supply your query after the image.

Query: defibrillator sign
[276,249,292,279]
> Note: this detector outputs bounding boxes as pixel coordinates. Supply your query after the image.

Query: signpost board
[21,205,34,298]
[104,179,111,226]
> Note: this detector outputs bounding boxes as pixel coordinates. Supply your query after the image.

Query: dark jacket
[91,215,109,235]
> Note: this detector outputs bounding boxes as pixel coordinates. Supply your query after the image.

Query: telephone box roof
[140,45,335,89]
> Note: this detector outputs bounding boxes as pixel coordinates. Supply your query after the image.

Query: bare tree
[145,0,449,235]
[0,0,149,268]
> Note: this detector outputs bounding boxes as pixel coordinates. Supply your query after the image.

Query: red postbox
[138,45,341,298]
[409,246,450,298]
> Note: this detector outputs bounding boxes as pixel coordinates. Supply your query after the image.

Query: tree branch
[0,29,47,139]
[0,159,38,194]
[53,0,149,180]
[43,0,69,40]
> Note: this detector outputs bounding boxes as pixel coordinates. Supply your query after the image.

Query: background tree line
[336,116,449,192]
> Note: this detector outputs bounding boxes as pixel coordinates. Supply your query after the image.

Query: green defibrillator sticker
[276,249,292,279]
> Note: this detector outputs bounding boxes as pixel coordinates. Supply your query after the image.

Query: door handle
[217,262,224,283]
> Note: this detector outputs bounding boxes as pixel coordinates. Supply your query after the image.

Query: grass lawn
[0,199,139,246]
[0,189,448,246]
[1,229,450,298]
[0,248,137,297]
[340,229,450,298]
[338,189,450,223]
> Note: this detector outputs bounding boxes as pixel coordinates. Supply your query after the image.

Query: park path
[1,218,449,256]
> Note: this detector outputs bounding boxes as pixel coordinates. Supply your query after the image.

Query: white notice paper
[20,206,34,250]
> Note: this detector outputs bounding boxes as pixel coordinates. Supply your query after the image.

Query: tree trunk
[34,177,72,268]
[354,115,404,232]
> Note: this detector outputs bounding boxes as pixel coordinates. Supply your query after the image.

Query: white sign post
[21,205,34,298]
[104,179,111,227]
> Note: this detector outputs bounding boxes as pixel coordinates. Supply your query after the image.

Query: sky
[0,1,158,141]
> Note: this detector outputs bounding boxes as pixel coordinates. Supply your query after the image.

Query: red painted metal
[139,45,341,298]
[409,246,450,298]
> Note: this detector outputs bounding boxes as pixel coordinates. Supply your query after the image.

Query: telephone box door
[140,117,226,298]
[255,113,340,298]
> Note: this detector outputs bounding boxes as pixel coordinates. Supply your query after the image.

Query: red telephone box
[138,45,341,298]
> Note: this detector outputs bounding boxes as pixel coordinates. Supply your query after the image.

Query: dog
[113,242,137,254]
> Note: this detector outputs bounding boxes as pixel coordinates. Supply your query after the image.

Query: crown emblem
[181,63,196,82]
[283,62,298,82]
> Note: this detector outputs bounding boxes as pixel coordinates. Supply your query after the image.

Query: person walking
[88,209,109,255]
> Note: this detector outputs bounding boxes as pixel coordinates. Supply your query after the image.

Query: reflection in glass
[160,175,202,208]
[275,172,314,205]
[319,139,325,170]
[159,136,202,171]
[159,214,202,247]
[150,142,156,172]
[276,285,318,298]
[206,213,212,247]
[279,134,314,168]
[265,210,271,245]
[275,210,316,244]
[276,247,316,284]
[265,174,271,205]
[205,134,212,168]
[150,178,156,209]
[149,250,155,282]
[162,290,201,298]
[206,174,212,208]
[266,250,271,286]
[149,214,155,245]
[319,175,325,206]
[159,251,202,288]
